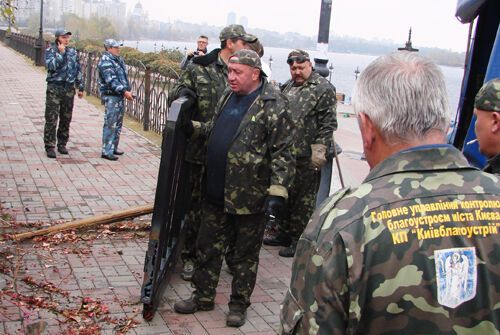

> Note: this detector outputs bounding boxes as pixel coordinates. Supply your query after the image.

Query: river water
[125,40,464,114]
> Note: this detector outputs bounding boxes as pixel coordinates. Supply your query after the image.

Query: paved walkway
[0,42,368,334]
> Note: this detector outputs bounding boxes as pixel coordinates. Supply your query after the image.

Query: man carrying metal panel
[169,25,256,281]
[174,49,295,328]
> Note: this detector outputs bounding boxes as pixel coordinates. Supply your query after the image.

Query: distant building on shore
[227,12,236,25]
[12,0,127,25]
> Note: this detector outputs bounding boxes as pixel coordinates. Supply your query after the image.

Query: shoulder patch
[434,247,477,308]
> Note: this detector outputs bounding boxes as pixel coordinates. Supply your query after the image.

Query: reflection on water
[125,40,464,114]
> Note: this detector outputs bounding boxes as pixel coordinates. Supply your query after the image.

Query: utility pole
[314,0,333,78]
[34,0,44,66]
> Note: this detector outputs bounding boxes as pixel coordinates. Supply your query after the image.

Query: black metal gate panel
[140,97,193,320]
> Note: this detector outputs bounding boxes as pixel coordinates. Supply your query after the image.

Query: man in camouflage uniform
[169,25,256,280]
[264,49,337,258]
[44,28,84,159]
[97,39,133,161]
[174,49,295,328]
[473,78,500,174]
[280,52,500,334]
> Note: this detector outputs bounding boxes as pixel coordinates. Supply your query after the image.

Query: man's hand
[264,195,286,221]
[178,87,197,99]
[311,144,327,169]
[178,109,194,138]
[124,91,134,101]
[77,91,84,99]
[57,42,66,54]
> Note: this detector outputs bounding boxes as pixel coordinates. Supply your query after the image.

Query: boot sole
[263,239,291,247]
[174,304,214,314]
[226,319,246,327]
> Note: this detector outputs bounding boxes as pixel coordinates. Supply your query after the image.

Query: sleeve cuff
[267,185,288,199]
[192,121,201,137]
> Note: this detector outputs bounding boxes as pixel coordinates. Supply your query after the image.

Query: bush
[72,40,182,76]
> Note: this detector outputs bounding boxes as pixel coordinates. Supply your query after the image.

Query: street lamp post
[328,62,334,82]
[34,0,44,66]
[354,66,360,80]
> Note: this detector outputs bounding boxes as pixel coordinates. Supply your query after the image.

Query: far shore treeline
[9,13,465,68]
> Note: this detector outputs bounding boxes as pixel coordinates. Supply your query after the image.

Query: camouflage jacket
[170,48,228,164]
[281,71,337,158]
[200,80,296,214]
[280,145,500,335]
[97,51,130,96]
[45,43,84,91]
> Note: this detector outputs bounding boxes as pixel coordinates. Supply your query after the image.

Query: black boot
[173,296,214,314]
[263,231,291,247]
[57,146,69,154]
[279,239,298,258]
[226,305,247,327]
[46,148,56,159]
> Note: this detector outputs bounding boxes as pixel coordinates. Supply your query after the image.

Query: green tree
[0,0,16,31]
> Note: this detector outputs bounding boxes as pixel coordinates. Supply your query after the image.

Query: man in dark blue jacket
[44,28,84,158]
[97,39,133,161]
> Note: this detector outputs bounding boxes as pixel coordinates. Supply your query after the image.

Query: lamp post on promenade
[354,66,360,80]
[34,0,44,66]
[328,62,334,82]
[314,0,332,78]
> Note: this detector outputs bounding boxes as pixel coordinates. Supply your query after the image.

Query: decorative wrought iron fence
[0,30,179,135]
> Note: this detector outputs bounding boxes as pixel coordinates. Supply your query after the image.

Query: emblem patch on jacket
[434,247,477,308]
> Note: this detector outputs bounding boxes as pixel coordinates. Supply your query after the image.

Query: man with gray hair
[280,52,500,334]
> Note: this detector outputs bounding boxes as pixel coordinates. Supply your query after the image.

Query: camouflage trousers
[101,95,125,155]
[279,158,320,240]
[43,84,75,150]
[192,200,266,309]
[180,162,204,266]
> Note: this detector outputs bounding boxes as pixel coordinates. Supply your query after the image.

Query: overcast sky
[125,0,470,52]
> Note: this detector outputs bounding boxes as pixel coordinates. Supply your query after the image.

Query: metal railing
[0,30,179,135]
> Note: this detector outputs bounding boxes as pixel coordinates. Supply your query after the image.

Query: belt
[102,91,123,97]
[48,82,74,89]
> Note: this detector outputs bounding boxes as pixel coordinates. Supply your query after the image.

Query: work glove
[310,143,327,169]
[178,87,197,99]
[178,108,194,137]
[176,88,197,137]
[264,195,286,222]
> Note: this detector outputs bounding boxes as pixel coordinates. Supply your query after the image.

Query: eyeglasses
[197,41,208,44]
[287,56,310,65]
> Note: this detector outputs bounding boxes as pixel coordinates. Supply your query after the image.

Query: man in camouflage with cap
[174,49,295,328]
[169,24,256,280]
[97,39,133,161]
[43,28,84,159]
[474,78,500,174]
[264,49,337,258]
[280,52,500,334]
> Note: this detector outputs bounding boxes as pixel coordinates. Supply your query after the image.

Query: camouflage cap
[287,49,310,60]
[475,78,500,112]
[246,37,264,57]
[229,49,267,76]
[104,39,123,48]
[55,28,71,37]
[219,24,257,42]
